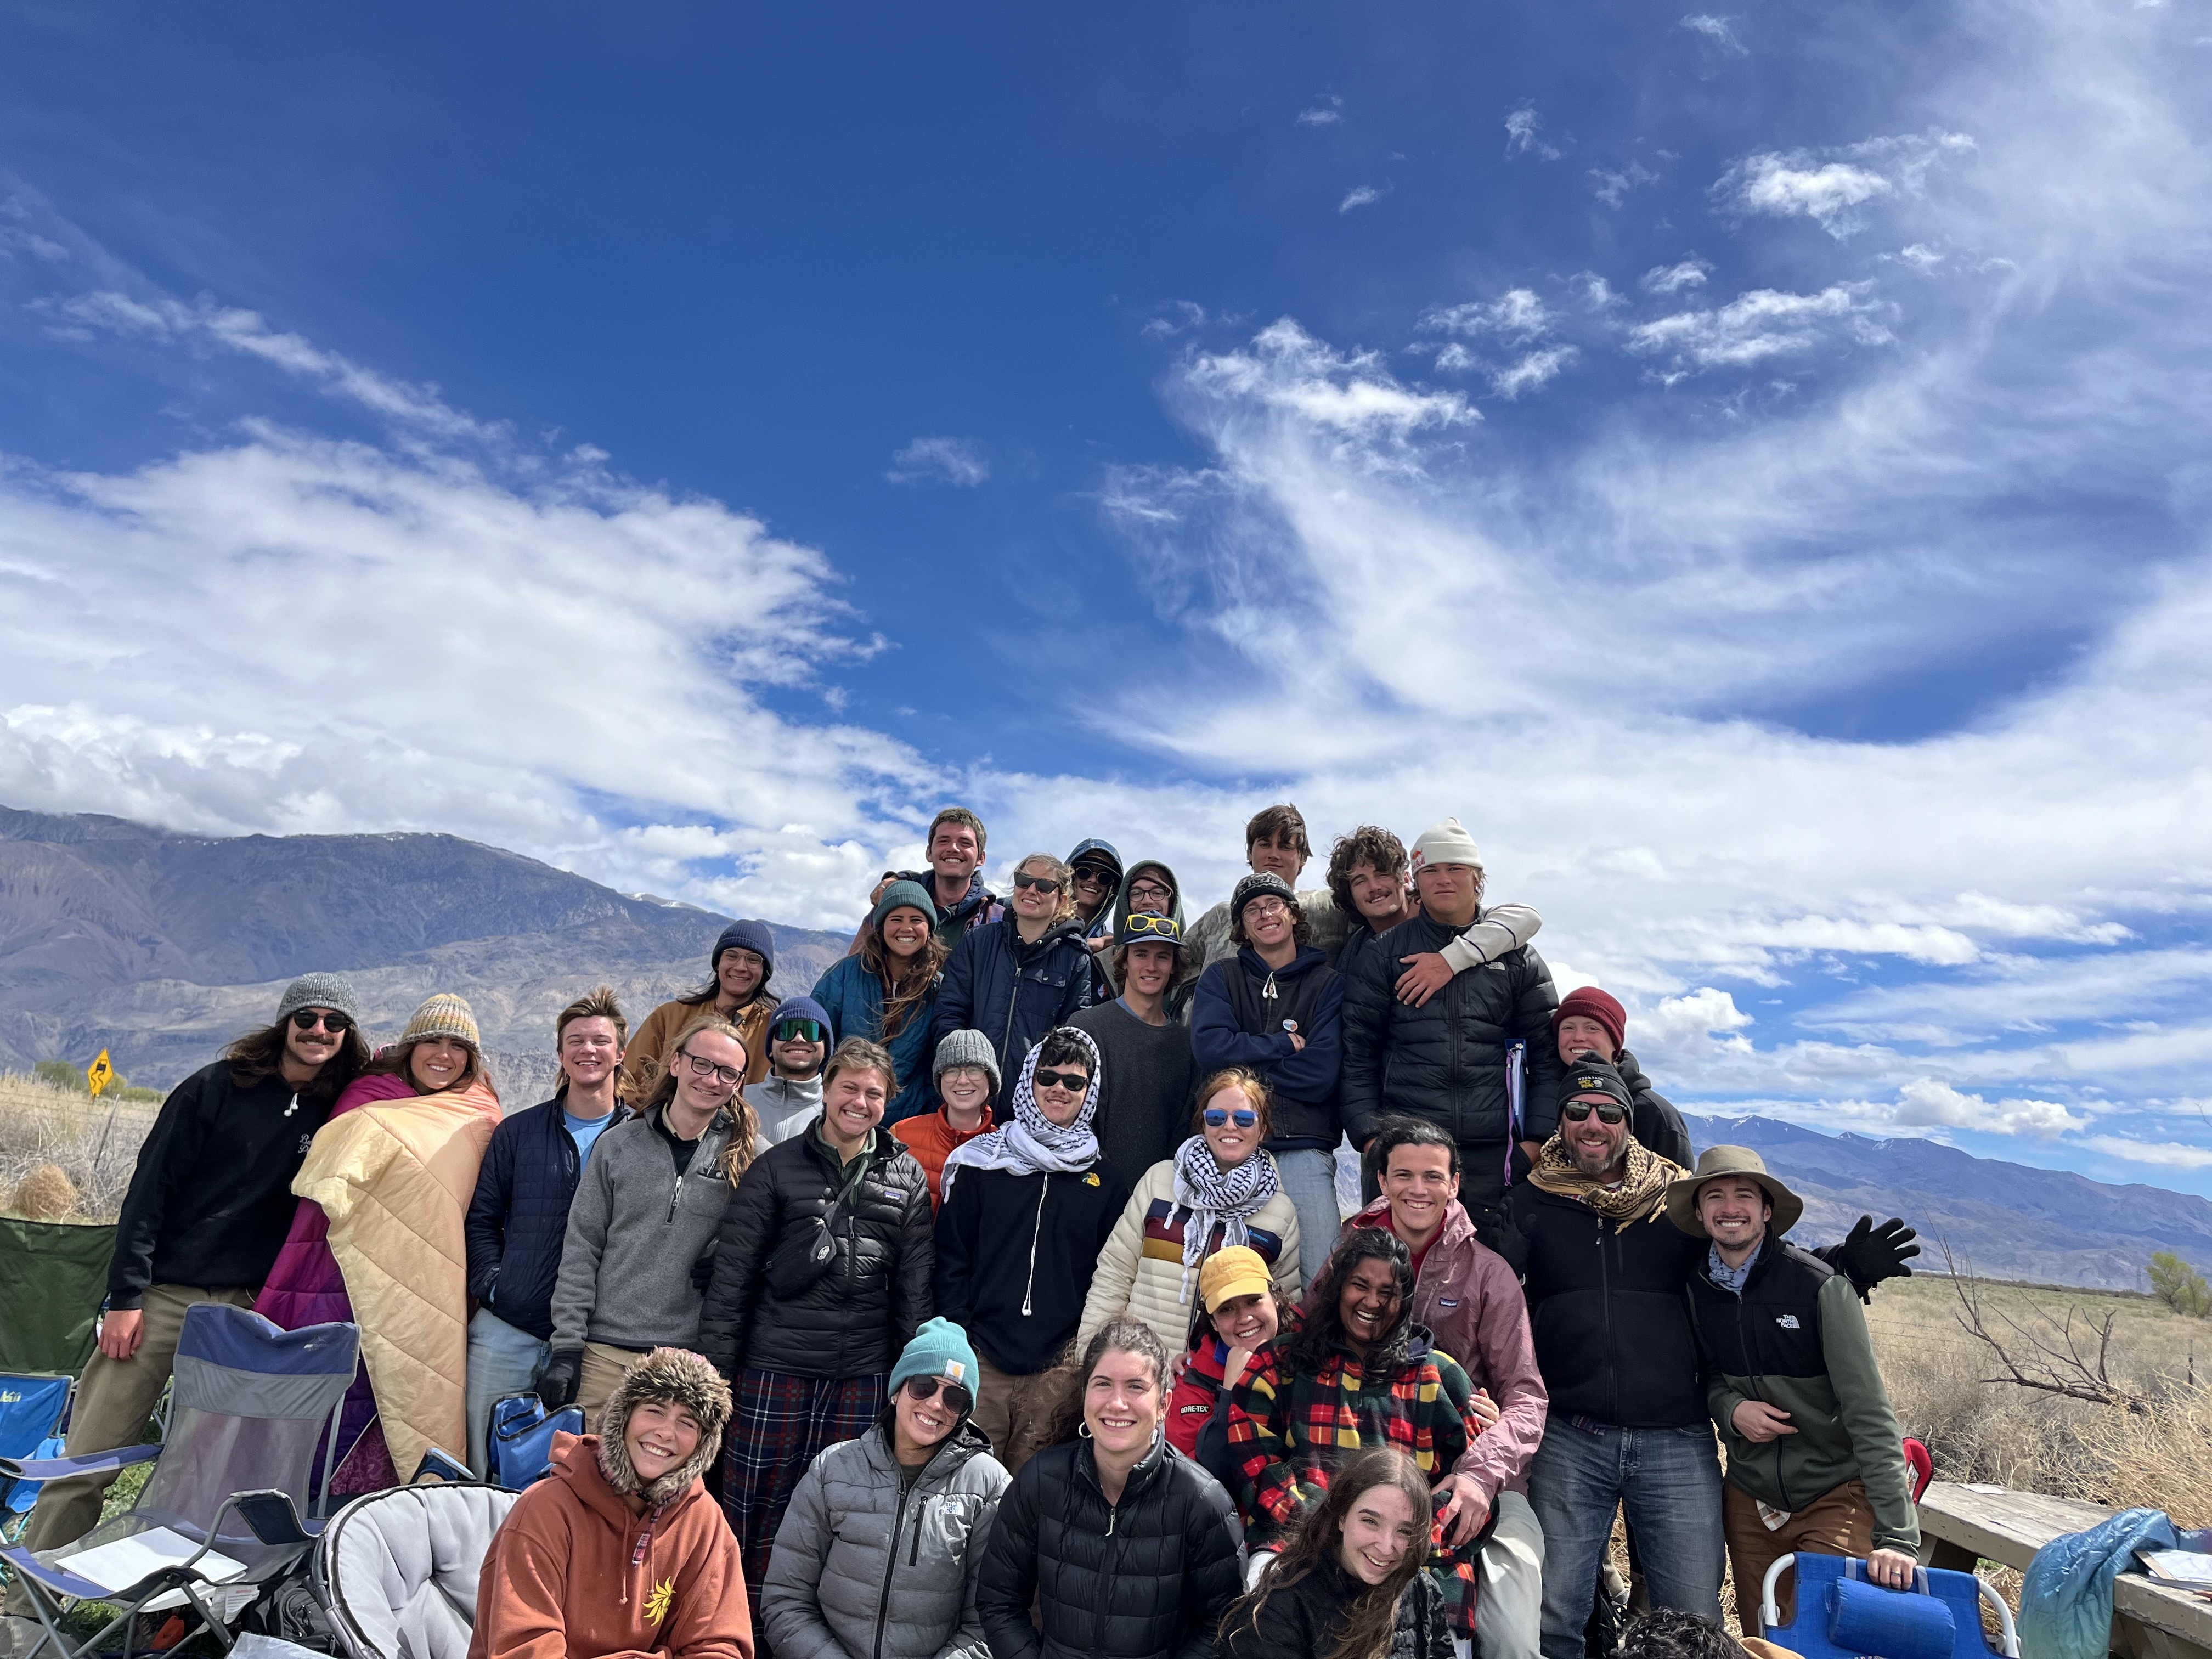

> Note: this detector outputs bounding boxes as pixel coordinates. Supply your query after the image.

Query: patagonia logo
[1775,1314,1801,1329]
[1438,1298,1461,1310]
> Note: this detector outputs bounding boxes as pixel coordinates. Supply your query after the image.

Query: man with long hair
[4,974,366,1582]
[463,986,632,1475]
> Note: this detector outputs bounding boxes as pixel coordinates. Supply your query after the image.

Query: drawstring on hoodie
[623,1498,669,1606]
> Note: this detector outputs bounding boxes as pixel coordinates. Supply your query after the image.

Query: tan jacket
[1077,1157,1302,1356]
[619,996,773,1105]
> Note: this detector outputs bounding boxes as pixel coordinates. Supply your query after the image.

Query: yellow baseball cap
[1198,1246,1272,1312]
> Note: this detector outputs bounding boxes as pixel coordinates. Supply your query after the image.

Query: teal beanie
[889,1316,980,1400]
[874,879,938,933]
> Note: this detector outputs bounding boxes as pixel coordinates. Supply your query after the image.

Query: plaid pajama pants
[722,1367,888,1624]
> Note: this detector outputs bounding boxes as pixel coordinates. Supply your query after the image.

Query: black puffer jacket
[1340,911,1564,1218]
[696,1127,935,1379]
[977,1433,1245,1659]
[931,917,1096,1116]
[1615,1049,1695,1168]
[1222,1557,1451,1659]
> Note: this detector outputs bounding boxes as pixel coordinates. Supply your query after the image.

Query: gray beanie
[275,973,361,1026]
[933,1028,1001,1092]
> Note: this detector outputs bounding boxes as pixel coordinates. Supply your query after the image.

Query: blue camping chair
[487,1393,582,1491]
[1760,1552,2020,1659]
[0,1304,359,1659]
[0,1375,74,1543]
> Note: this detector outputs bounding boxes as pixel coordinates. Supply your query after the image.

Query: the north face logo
[1776,1314,1801,1329]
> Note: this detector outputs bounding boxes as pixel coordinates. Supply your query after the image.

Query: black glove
[537,1348,583,1411]
[690,1255,716,1294]
[1838,1215,1920,1301]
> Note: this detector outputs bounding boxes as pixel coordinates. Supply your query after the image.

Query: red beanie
[1551,985,1627,1054]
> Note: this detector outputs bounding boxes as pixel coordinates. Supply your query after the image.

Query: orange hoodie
[469,1434,753,1659]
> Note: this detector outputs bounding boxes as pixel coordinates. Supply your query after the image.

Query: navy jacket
[930,916,1097,1116]
[465,1096,630,1341]
[1189,946,1344,1152]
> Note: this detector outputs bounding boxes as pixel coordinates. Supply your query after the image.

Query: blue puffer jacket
[812,953,939,1125]
[465,1097,630,1340]
[929,916,1096,1116]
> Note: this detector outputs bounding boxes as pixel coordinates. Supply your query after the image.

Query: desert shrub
[9,1161,80,1219]
[2062,1378,2212,1528]
[2147,1251,2211,1318]
[0,1073,157,1220]
[32,1059,91,1092]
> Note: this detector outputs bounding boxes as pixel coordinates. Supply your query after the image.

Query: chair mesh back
[133,1305,360,1542]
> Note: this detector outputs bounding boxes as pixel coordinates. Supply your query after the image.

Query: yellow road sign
[86,1049,114,1097]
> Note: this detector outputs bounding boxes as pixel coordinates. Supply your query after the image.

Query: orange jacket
[469,1434,752,1659]
[891,1109,995,1209]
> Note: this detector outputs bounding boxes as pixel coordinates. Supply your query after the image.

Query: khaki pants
[1725,1477,1876,1633]
[577,1342,647,1424]
[5,1285,257,1615]
[971,1352,1059,1476]
[1475,1489,1547,1659]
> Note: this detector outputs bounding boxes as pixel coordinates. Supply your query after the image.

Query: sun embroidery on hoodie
[643,1577,675,1627]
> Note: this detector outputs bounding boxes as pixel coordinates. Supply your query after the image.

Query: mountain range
[2,805,2207,1290]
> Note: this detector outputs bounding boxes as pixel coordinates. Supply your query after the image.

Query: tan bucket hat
[1665,1146,1804,1238]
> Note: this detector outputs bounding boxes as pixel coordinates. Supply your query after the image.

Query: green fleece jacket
[1689,1239,1920,1554]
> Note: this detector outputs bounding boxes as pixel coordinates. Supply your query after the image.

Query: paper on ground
[63,1527,246,1594]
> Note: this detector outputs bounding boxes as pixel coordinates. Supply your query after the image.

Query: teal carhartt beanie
[888,1316,980,1400]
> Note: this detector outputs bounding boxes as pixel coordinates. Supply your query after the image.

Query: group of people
[5,802,1930,1659]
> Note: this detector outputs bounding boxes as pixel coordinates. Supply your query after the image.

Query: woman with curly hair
[1223,1228,1492,1641]
[1219,1448,1451,1659]
[813,880,949,1126]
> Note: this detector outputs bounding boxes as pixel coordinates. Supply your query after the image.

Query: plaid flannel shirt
[1224,1335,1487,1632]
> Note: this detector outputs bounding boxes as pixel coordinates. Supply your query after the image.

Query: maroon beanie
[1551,985,1627,1054]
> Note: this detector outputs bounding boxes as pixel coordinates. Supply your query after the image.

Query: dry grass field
[0,1070,158,1221]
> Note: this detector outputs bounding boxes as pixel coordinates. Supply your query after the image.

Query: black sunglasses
[1073,864,1119,885]
[1012,872,1062,893]
[290,1009,353,1034]
[772,1018,826,1043]
[902,1375,974,1415]
[1561,1099,1627,1125]
[1032,1067,1090,1093]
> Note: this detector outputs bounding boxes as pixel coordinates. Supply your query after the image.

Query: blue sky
[3,2,2209,1195]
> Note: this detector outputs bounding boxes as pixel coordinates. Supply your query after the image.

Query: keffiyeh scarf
[1169,1133,1282,1304]
[939,1026,1102,1201]
[1527,1134,1684,1228]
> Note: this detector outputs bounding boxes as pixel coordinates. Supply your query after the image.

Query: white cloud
[885,436,989,487]
[1424,289,1554,344]
[1892,1077,2091,1137]
[1339,184,1386,213]
[1642,258,1713,294]
[2079,1136,2212,1171]
[1296,97,1344,127]
[1626,283,1893,374]
[1590,161,1660,207]
[1714,129,1977,237]
[1492,346,1578,398]
[1504,105,1561,161]
[1680,14,1748,52]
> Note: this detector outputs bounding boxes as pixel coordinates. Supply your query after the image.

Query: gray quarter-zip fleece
[551,1103,743,1352]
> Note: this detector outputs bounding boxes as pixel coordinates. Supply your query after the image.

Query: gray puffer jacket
[761,1420,1009,1659]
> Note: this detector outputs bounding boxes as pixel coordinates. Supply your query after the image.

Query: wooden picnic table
[1917,1481,2212,1659]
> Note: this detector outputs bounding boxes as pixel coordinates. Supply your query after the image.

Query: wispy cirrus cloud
[886,435,990,486]
[1679,14,1748,53]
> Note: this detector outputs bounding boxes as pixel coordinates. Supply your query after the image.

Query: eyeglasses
[1127,879,1173,901]
[1561,1099,1627,1125]
[1204,1108,1260,1128]
[1242,897,1290,921]
[902,1375,974,1415]
[772,1018,826,1044]
[678,1049,742,1088]
[1120,912,1182,942]
[1012,872,1062,893]
[1032,1068,1091,1093]
[290,1009,353,1034]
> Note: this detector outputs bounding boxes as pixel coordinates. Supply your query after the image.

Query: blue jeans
[1527,1415,1725,1659]
[1272,1148,1343,1291]
[466,1307,552,1477]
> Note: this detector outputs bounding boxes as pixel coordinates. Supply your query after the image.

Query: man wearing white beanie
[1340,817,1565,1246]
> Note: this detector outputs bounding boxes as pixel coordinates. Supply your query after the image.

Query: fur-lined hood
[594,1346,733,1506]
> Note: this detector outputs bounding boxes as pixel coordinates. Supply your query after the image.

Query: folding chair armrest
[231,1488,323,1547]
[0,1443,161,1482]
